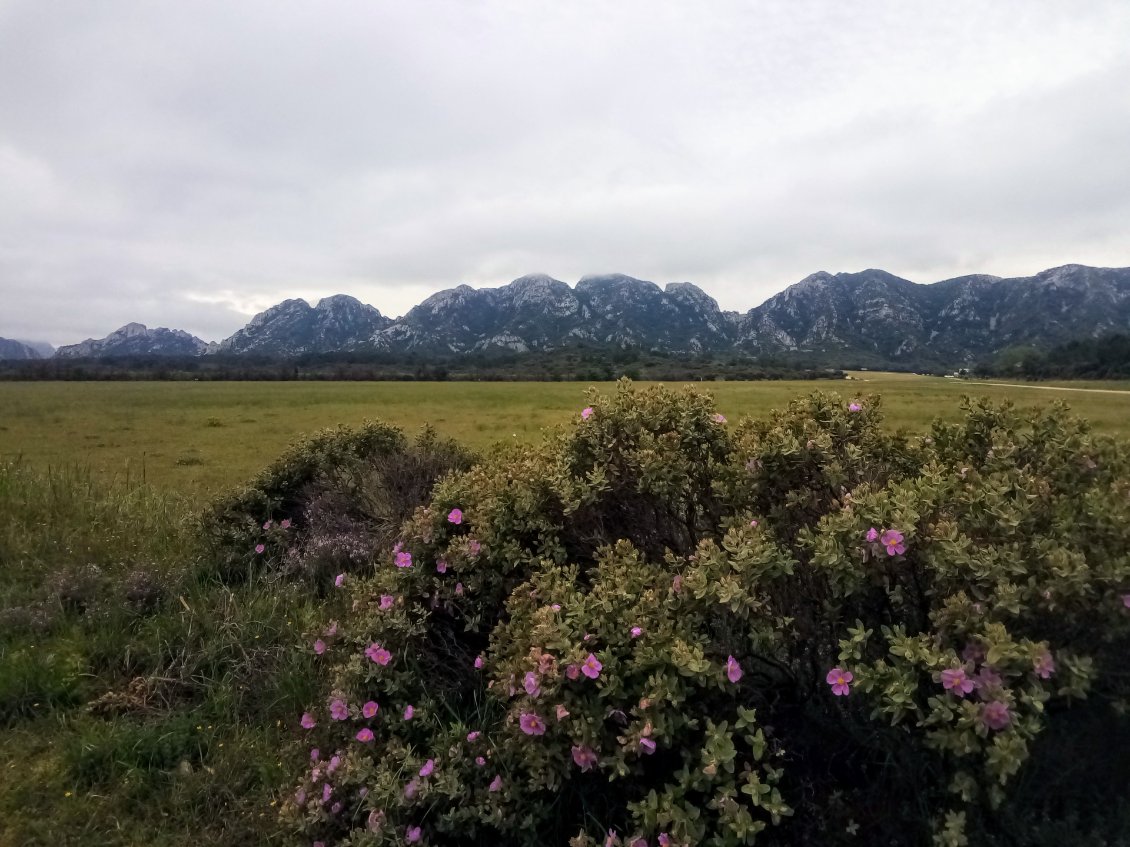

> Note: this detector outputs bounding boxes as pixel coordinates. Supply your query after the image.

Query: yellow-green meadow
[3,374,1130,497]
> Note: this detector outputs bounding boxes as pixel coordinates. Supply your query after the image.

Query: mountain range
[6,263,1130,367]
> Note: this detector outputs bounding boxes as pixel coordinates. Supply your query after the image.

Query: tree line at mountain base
[0,348,844,382]
[975,334,1130,380]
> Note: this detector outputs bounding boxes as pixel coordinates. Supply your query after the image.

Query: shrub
[280,382,1130,846]
[201,423,474,585]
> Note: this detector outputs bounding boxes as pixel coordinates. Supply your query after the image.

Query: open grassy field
[3,375,1130,846]
[3,374,1130,497]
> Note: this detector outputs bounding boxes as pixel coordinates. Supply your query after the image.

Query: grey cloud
[1,0,1128,343]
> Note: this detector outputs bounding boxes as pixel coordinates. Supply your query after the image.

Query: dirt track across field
[966,381,1130,396]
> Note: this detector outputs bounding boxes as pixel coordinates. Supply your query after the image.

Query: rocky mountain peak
[27,264,1130,366]
[55,324,207,358]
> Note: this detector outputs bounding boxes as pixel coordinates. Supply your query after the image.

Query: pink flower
[750,519,758,528]
[448,508,463,525]
[1033,650,1056,679]
[566,663,580,680]
[358,787,368,798]
[362,700,379,718]
[519,712,546,735]
[865,527,879,543]
[713,413,727,424]
[366,643,392,665]
[581,407,594,420]
[582,653,603,680]
[254,544,265,554]
[489,774,503,792]
[403,705,415,720]
[404,778,418,798]
[334,573,345,587]
[327,754,340,773]
[555,704,570,720]
[981,700,1012,731]
[295,788,307,805]
[880,529,906,556]
[280,518,291,529]
[395,551,413,568]
[322,783,332,803]
[961,642,985,664]
[475,755,486,766]
[436,560,447,573]
[300,712,316,729]
[467,730,481,742]
[630,626,643,638]
[379,594,394,610]
[658,835,671,847]
[455,582,464,596]
[974,666,1002,699]
[524,672,541,698]
[468,540,481,556]
[406,826,422,843]
[356,727,374,743]
[313,639,326,655]
[263,521,272,530]
[310,748,320,761]
[572,744,598,771]
[330,699,349,721]
[941,667,975,696]
[672,574,683,593]
[826,667,853,696]
[725,655,743,684]
[631,839,649,847]
[849,402,862,412]
[419,758,434,777]
[551,603,561,611]
[639,737,657,755]
[474,655,484,669]
[1122,593,1130,609]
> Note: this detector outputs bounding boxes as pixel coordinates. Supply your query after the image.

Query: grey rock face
[35,264,1130,364]
[218,295,392,355]
[54,323,208,358]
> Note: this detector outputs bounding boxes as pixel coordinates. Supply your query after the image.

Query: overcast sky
[2,1,1129,346]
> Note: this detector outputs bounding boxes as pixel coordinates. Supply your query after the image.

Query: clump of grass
[0,460,333,845]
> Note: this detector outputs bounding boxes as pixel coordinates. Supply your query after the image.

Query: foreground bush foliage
[202,422,474,585]
[278,382,1130,846]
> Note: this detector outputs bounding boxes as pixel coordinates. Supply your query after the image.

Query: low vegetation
[978,333,1130,380]
[2,383,1129,845]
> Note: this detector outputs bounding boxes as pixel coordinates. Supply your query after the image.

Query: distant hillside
[40,263,1130,367]
[55,323,208,358]
[0,337,43,360]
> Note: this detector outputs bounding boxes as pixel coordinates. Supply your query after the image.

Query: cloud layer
[2,0,1128,344]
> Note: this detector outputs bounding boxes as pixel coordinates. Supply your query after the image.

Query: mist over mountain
[25,264,1130,367]
[0,338,45,360]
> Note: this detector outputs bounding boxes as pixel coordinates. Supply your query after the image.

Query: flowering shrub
[281,382,1130,846]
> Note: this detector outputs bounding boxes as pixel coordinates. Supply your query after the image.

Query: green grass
[3,375,1130,498]
[0,461,333,846]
